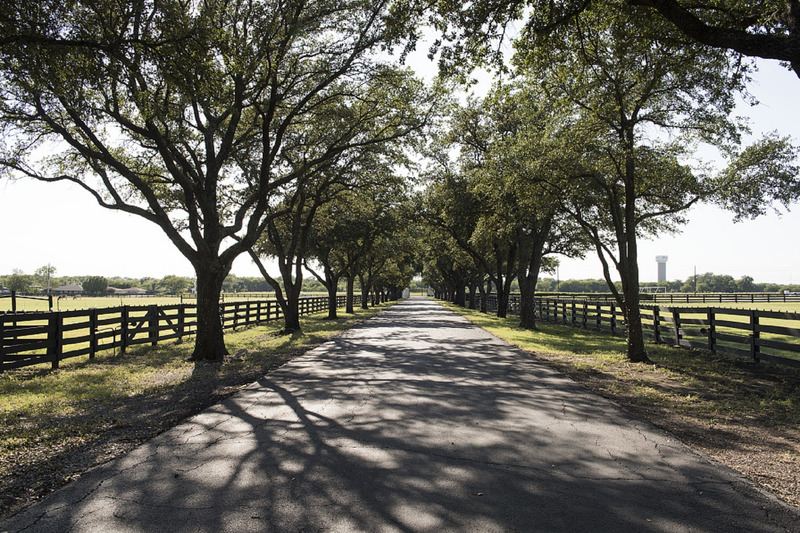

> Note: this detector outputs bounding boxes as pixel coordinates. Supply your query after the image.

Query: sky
[1,54,799,285]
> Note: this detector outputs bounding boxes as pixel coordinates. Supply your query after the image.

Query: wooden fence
[0,295,360,372]
[535,292,800,304]
[486,294,800,368]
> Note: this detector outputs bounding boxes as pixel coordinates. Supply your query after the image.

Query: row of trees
[3,0,800,363]
[418,0,800,363]
[0,0,432,361]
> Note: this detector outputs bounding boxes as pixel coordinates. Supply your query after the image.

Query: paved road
[3,297,799,532]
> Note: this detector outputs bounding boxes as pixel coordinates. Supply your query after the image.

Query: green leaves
[714,133,800,220]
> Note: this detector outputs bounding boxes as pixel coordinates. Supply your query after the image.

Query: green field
[0,292,334,313]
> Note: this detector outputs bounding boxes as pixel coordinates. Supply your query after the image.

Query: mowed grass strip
[441,301,800,508]
[0,303,391,518]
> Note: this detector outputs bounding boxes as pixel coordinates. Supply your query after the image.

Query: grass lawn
[441,301,800,509]
[0,302,392,518]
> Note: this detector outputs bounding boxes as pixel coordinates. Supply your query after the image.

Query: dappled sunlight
[3,297,797,532]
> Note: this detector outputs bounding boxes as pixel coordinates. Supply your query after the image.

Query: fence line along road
[484,294,800,368]
[0,295,361,372]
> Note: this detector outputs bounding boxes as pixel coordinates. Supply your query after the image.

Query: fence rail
[1,295,359,372]
[486,294,800,368]
[534,292,800,303]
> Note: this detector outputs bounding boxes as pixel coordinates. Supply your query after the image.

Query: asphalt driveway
[2,297,798,532]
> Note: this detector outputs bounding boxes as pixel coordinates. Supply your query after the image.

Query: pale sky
[1,57,799,285]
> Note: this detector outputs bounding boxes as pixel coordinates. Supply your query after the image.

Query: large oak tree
[0,0,416,361]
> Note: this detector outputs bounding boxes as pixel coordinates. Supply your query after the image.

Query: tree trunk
[479,281,488,313]
[518,277,537,329]
[625,299,649,362]
[346,276,355,313]
[359,274,370,309]
[326,281,338,319]
[468,284,477,309]
[517,230,544,330]
[621,130,650,363]
[496,289,510,318]
[621,243,650,362]
[455,282,466,307]
[284,293,301,333]
[190,262,230,362]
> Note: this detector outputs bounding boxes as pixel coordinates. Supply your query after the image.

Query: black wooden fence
[486,294,800,368]
[0,295,360,372]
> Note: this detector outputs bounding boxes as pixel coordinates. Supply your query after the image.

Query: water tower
[655,256,668,282]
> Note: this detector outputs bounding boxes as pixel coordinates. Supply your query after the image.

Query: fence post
[596,303,601,330]
[0,318,5,373]
[750,310,760,363]
[149,305,158,346]
[672,309,681,347]
[653,307,661,344]
[571,301,576,326]
[50,313,63,370]
[90,308,98,360]
[707,308,716,353]
[609,303,615,334]
[178,306,185,342]
[120,307,129,355]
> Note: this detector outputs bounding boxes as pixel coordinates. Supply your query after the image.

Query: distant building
[108,287,149,296]
[52,284,84,295]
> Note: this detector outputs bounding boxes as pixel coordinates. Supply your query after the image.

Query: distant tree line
[532,275,800,294]
[0,267,199,296]
[0,268,409,297]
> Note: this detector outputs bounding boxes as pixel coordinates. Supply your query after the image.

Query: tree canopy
[0,0,427,360]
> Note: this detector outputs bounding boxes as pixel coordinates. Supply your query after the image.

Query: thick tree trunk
[518,278,537,330]
[468,284,477,309]
[455,283,466,307]
[496,288,510,318]
[626,300,649,362]
[621,134,650,363]
[517,231,544,330]
[360,274,370,309]
[621,253,650,362]
[326,281,338,319]
[283,293,302,333]
[346,276,355,313]
[190,262,230,362]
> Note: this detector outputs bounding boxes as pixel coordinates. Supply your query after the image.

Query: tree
[462,85,588,328]
[161,275,190,295]
[305,172,408,318]
[34,265,57,293]
[517,1,798,361]
[82,276,108,295]
[627,0,800,77]
[247,65,431,333]
[410,0,800,78]
[0,0,419,361]
[422,115,522,319]
[5,268,31,293]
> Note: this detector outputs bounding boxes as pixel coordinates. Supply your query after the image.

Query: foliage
[413,0,800,78]
[81,276,107,295]
[4,268,31,293]
[510,1,797,361]
[0,0,425,361]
